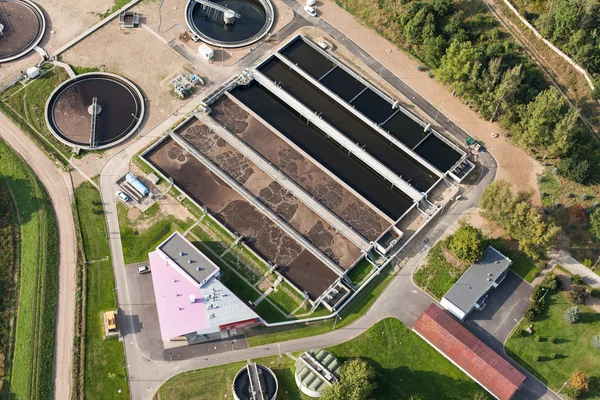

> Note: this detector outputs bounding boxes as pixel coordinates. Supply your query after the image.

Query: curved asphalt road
[0,112,77,400]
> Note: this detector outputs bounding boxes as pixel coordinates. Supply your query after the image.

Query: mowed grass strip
[505,290,600,396]
[74,183,129,399]
[0,175,19,394]
[158,361,246,400]
[75,181,109,260]
[83,260,129,400]
[0,139,58,400]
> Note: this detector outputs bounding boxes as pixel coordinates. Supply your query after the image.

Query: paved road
[0,113,77,400]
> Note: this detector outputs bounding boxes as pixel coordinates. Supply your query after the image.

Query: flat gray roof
[158,232,218,286]
[442,246,511,313]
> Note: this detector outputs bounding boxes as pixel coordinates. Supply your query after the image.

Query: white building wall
[440,297,468,320]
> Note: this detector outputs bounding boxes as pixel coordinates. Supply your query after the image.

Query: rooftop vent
[179,251,184,256]
[189,294,196,303]
[187,259,193,264]
[196,266,201,271]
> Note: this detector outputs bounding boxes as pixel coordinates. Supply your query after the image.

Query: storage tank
[126,173,149,196]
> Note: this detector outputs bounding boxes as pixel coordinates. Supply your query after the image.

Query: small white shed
[198,44,214,62]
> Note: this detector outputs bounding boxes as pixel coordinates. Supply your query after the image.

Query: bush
[557,157,590,184]
[571,274,583,285]
[535,355,541,363]
[591,335,600,349]
[570,371,589,393]
[565,386,581,399]
[550,353,556,359]
[542,272,559,291]
[446,224,484,263]
[569,286,587,304]
[549,337,556,344]
[564,306,580,324]
[524,309,535,321]
[583,259,593,268]
[591,288,600,298]
[534,335,541,342]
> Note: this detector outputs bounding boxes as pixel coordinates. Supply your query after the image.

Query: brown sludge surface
[0,1,40,58]
[211,96,389,241]
[146,137,337,299]
[178,118,362,269]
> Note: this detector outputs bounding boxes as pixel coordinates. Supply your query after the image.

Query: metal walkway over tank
[251,71,424,202]
[170,132,346,277]
[196,112,372,252]
[193,0,241,18]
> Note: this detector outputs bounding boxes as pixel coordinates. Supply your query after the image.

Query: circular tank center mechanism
[87,104,102,115]
[0,0,46,63]
[45,73,145,150]
[185,0,274,48]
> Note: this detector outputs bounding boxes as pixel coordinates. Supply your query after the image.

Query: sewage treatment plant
[45,72,145,150]
[0,0,46,63]
[141,34,473,311]
[185,0,274,48]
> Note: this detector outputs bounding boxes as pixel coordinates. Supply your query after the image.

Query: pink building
[149,232,260,343]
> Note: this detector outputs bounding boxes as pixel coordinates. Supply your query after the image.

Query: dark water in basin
[258,57,437,192]
[415,135,462,172]
[50,77,141,146]
[231,82,412,220]
[189,0,266,44]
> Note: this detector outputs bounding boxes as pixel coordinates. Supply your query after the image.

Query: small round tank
[223,9,236,25]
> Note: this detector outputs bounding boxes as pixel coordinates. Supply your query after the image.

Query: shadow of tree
[1,175,40,226]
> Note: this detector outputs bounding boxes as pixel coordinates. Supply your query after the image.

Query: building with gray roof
[440,246,511,320]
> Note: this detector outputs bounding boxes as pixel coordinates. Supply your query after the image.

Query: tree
[515,87,566,150]
[489,64,524,122]
[564,306,580,324]
[479,181,559,259]
[569,285,587,304]
[549,108,579,157]
[590,208,600,240]
[557,157,590,183]
[569,371,589,393]
[446,224,484,263]
[591,335,600,349]
[437,41,480,86]
[321,358,377,400]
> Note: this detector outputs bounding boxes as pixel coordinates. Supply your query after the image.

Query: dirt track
[0,113,76,400]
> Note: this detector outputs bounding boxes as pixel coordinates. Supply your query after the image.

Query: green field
[0,139,58,400]
[0,67,72,163]
[159,318,488,400]
[506,290,600,397]
[75,182,109,260]
[0,166,19,393]
[74,183,129,400]
[347,257,373,285]
[117,202,193,264]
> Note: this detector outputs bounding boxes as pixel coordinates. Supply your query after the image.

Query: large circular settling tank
[0,0,46,63]
[185,0,273,48]
[45,72,144,149]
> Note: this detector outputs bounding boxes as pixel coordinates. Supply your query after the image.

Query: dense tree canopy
[446,224,484,263]
[479,181,559,259]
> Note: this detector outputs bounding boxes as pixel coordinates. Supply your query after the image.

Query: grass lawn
[83,259,129,400]
[158,361,246,400]
[505,290,600,397]
[347,257,373,285]
[0,139,58,400]
[0,169,19,394]
[117,202,193,264]
[158,319,488,400]
[328,318,488,399]
[1,67,72,162]
[75,181,109,260]
[267,281,303,315]
[414,242,467,300]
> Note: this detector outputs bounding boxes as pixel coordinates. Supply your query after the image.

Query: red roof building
[413,304,526,400]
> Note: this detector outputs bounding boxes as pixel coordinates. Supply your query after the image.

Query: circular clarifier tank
[0,0,46,63]
[45,72,145,149]
[233,363,278,400]
[185,0,273,48]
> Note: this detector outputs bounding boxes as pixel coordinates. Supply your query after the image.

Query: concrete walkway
[549,249,600,288]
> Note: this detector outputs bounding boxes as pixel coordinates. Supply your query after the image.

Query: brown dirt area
[307,2,543,199]
[137,0,293,67]
[0,0,114,85]
[145,137,338,299]
[61,18,200,179]
[211,95,389,241]
[177,118,362,269]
